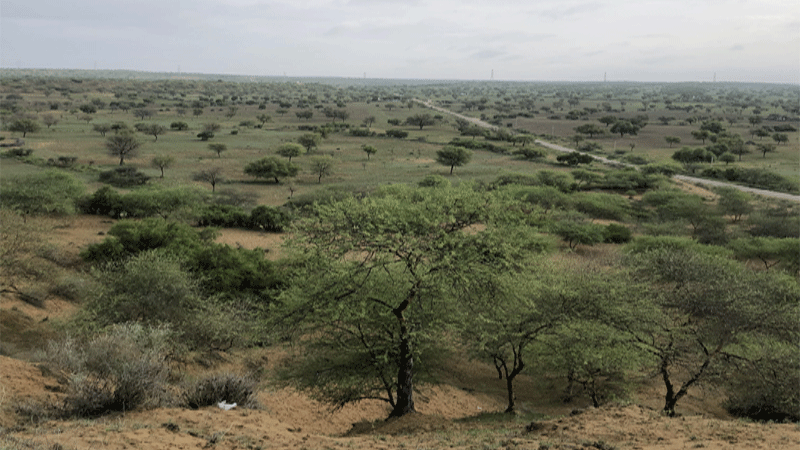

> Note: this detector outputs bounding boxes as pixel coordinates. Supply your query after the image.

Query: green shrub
[182,373,259,409]
[700,167,798,194]
[98,167,150,187]
[197,204,251,228]
[603,224,632,244]
[418,174,451,188]
[349,128,376,137]
[1,170,85,215]
[385,129,408,139]
[249,205,291,232]
[571,192,630,221]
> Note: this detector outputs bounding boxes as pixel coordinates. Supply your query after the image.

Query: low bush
[43,323,173,417]
[603,223,632,244]
[98,167,150,187]
[182,373,259,409]
[700,167,799,194]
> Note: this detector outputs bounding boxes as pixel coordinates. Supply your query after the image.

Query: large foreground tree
[274,184,543,418]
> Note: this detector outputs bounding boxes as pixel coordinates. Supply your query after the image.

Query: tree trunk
[390,294,416,418]
[505,373,516,413]
[390,329,415,417]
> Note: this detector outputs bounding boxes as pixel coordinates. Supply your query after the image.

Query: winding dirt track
[414,99,800,202]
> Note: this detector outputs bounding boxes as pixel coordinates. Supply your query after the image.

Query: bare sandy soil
[2,214,799,450]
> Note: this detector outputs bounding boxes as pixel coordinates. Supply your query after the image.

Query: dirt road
[414,99,800,202]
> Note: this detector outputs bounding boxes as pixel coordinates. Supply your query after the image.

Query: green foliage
[196,130,214,141]
[556,152,594,166]
[516,185,572,213]
[550,216,605,250]
[570,192,630,221]
[405,113,435,129]
[197,204,251,228]
[700,167,798,194]
[81,218,206,263]
[275,142,303,161]
[105,132,142,165]
[624,249,800,416]
[536,170,576,193]
[385,129,409,139]
[7,117,41,137]
[448,137,508,154]
[244,156,300,183]
[418,174,451,188]
[727,237,800,272]
[81,186,204,219]
[747,203,800,238]
[436,145,472,174]
[249,205,291,232]
[603,223,632,244]
[513,147,547,160]
[297,132,322,152]
[624,235,732,257]
[1,170,85,216]
[275,185,547,416]
[99,166,150,187]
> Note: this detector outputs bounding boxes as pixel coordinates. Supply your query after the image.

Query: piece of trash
[217,401,237,410]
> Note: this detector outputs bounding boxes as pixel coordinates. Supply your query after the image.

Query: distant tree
[609,120,640,137]
[460,125,485,140]
[193,108,204,117]
[79,104,97,114]
[728,237,800,271]
[106,132,142,165]
[295,110,313,121]
[142,124,166,141]
[244,156,300,184]
[42,114,58,129]
[170,121,189,131]
[276,108,289,117]
[193,167,224,192]
[772,133,789,145]
[557,152,594,167]
[256,114,272,125]
[715,187,752,223]
[664,136,681,148]
[310,155,335,183]
[598,115,617,127]
[514,147,547,161]
[435,145,472,174]
[699,120,725,134]
[150,155,175,178]
[93,123,112,137]
[574,123,604,138]
[385,103,397,111]
[386,129,409,139]
[298,133,322,153]
[551,218,605,250]
[134,108,154,120]
[208,143,227,158]
[362,144,377,160]
[691,129,711,144]
[753,127,771,140]
[276,143,303,162]
[513,134,535,147]
[405,113,435,130]
[748,115,763,126]
[718,152,736,165]
[225,106,238,119]
[362,115,376,128]
[197,131,214,141]
[571,135,584,146]
[757,143,777,158]
[203,123,221,133]
[79,113,94,124]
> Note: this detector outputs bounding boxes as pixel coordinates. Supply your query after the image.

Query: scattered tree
[208,143,227,158]
[405,113,435,130]
[309,155,335,183]
[436,145,472,174]
[362,144,377,160]
[664,136,681,148]
[8,118,41,137]
[106,132,142,165]
[193,167,224,192]
[150,155,175,178]
[243,156,299,184]
[276,143,303,162]
[298,133,322,153]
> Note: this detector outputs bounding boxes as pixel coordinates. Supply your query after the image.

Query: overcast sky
[2,0,798,83]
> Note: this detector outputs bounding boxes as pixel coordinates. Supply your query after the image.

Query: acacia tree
[309,155,334,183]
[192,167,224,192]
[244,156,299,184]
[436,146,472,174]
[208,143,227,158]
[405,113,435,130]
[623,249,800,417]
[8,118,40,137]
[150,155,175,178]
[274,185,540,417]
[273,143,302,162]
[297,133,322,153]
[106,132,142,165]
[362,144,377,160]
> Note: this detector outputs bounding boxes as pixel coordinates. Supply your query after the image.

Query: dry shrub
[182,372,259,409]
[43,323,173,417]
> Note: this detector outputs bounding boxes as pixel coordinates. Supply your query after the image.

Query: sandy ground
[2,214,799,449]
